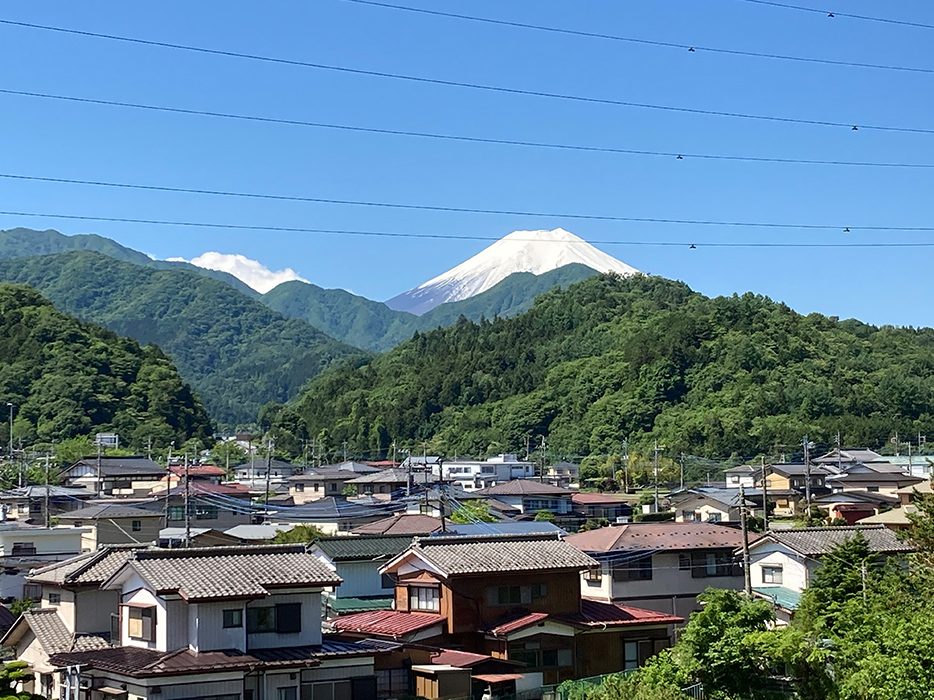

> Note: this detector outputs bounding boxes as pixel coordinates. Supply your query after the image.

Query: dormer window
[409,585,440,612]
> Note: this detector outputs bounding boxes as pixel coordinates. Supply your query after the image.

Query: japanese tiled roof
[351,513,443,536]
[571,493,633,505]
[65,456,165,477]
[9,609,109,655]
[315,534,415,562]
[29,546,147,586]
[328,610,443,638]
[114,544,341,600]
[476,481,572,497]
[566,522,746,553]
[58,504,160,520]
[408,533,597,575]
[757,525,915,557]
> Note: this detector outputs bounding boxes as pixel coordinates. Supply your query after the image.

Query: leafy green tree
[210,441,248,474]
[533,509,555,522]
[449,500,495,524]
[0,660,48,700]
[271,525,325,544]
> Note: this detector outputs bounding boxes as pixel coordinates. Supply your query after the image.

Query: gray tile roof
[23,609,73,654]
[447,522,566,536]
[348,468,431,485]
[0,485,93,499]
[476,480,572,497]
[114,544,342,600]
[406,533,597,575]
[314,535,415,562]
[29,546,146,586]
[64,456,165,477]
[351,514,443,535]
[290,469,356,482]
[58,504,161,520]
[759,525,915,557]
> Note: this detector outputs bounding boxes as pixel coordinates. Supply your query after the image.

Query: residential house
[58,505,162,550]
[60,457,166,498]
[544,462,580,488]
[0,523,91,599]
[157,527,242,548]
[811,490,898,525]
[232,458,303,489]
[475,481,573,516]
[724,465,756,489]
[346,469,432,500]
[669,488,751,524]
[312,535,415,615]
[289,469,358,504]
[330,534,681,690]
[571,494,633,523]
[6,545,382,700]
[565,522,747,619]
[0,485,93,524]
[812,448,884,468]
[748,525,913,624]
[351,513,443,536]
[825,463,923,496]
[441,455,535,492]
[138,482,254,531]
[150,464,227,494]
[758,464,832,514]
[856,506,917,531]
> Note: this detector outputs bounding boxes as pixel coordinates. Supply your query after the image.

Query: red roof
[351,513,443,536]
[571,493,631,505]
[430,649,495,668]
[329,610,443,638]
[567,599,682,627]
[488,612,549,637]
[169,465,226,477]
[366,461,399,468]
[566,522,746,552]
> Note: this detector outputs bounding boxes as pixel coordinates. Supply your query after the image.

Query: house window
[167,506,185,521]
[247,603,302,634]
[508,642,572,669]
[707,512,722,523]
[223,609,243,628]
[678,554,691,571]
[866,486,879,493]
[328,483,338,492]
[23,584,41,601]
[380,573,395,590]
[584,566,603,583]
[409,586,440,612]
[488,584,548,606]
[295,483,305,493]
[11,542,37,556]
[196,505,219,520]
[301,681,352,700]
[48,593,61,605]
[762,566,783,585]
[131,520,142,532]
[730,475,739,483]
[73,521,83,527]
[279,688,298,700]
[612,557,653,582]
[127,606,156,642]
[313,483,320,492]
[691,551,735,578]
[624,641,639,671]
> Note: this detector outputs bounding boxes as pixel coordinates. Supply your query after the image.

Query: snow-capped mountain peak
[385,228,639,315]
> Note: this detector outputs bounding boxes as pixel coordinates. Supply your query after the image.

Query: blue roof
[446,522,566,536]
[753,586,802,611]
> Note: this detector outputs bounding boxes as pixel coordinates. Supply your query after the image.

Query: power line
[6,209,934,246]
[738,0,934,31]
[0,20,928,135]
[344,0,934,76]
[6,172,934,232]
[5,87,934,169]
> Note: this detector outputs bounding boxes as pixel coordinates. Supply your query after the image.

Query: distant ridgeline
[0,283,213,448]
[287,274,934,460]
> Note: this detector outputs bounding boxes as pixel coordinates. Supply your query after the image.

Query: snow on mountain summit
[385,228,639,315]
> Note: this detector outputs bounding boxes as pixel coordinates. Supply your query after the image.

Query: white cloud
[168,252,308,294]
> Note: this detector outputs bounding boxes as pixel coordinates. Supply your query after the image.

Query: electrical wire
[737,0,934,31]
[0,20,928,134]
[6,173,934,233]
[6,209,934,248]
[6,88,934,169]
[344,0,934,76]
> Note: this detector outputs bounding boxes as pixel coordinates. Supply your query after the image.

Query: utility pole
[539,436,546,483]
[95,440,102,496]
[803,435,812,513]
[264,437,274,523]
[740,484,751,596]
[761,458,769,533]
[525,435,531,462]
[184,453,191,548]
[147,437,152,462]
[438,458,447,533]
[622,439,629,493]
[391,440,397,467]
[860,560,868,604]
[6,403,12,468]
[653,440,664,513]
[679,452,685,491]
[343,440,348,463]
[44,456,51,529]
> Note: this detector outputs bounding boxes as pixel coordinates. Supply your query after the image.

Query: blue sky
[2,1,934,325]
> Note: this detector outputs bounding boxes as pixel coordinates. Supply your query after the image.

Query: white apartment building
[441,455,535,491]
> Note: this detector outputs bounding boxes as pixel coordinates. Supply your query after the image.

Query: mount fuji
[385,228,639,315]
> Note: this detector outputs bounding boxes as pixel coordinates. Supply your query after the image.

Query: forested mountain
[288,273,934,460]
[0,252,364,425]
[263,263,598,352]
[0,228,259,297]
[0,283,212,447]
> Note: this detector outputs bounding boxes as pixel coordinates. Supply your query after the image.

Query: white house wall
[749,543,810,592]
[194,601,247,652]
[244,592,322,649]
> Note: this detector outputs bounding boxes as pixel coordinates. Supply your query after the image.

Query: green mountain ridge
[0,228,260,297]
[262,263,598,352]
[286,273,934,461]
[0,283,213,448]
[0,251,365,425]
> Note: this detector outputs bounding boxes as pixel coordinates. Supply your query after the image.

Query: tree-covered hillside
[0,283,212,448]
[0,252,365,425]
[263,263,598,352]
[289,273,934,460]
